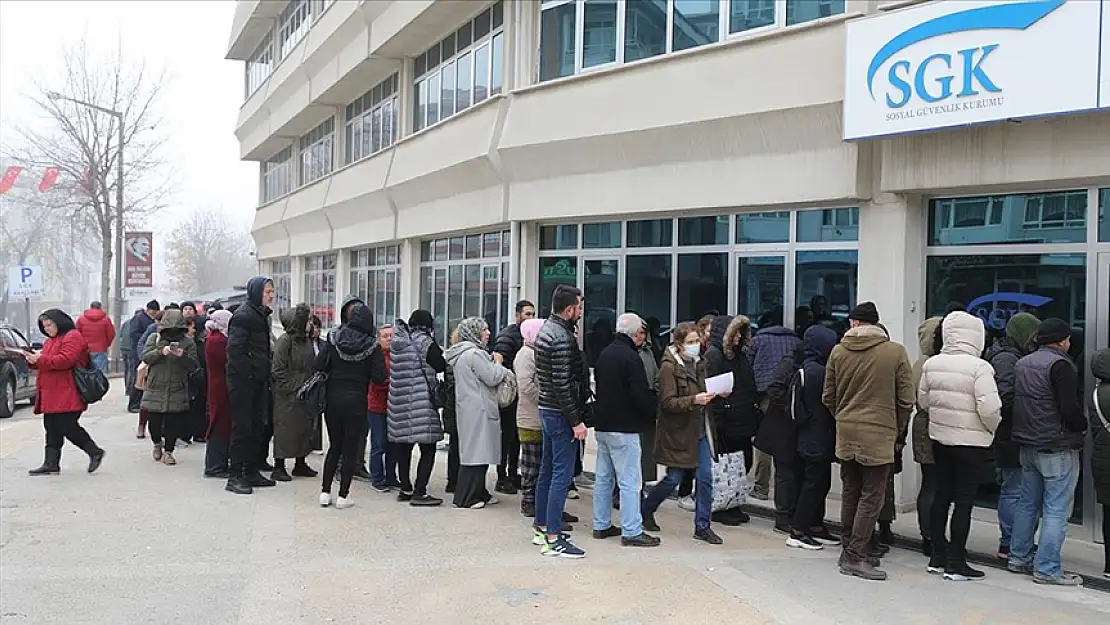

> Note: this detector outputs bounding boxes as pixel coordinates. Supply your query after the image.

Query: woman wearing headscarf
[317,303,385,509]
[271,303,319,482]
[910,316,942,554]
[445,317,508,509]
[204,310,233,478]
[515,318,545,516]
[141,309,201,466]
[27,309,105,475]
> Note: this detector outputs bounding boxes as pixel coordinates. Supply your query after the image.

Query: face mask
[683,344,701,359]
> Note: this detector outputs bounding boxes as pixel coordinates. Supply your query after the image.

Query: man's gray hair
[615,313,644,337]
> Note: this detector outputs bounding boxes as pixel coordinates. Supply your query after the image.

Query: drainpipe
[509,220,521,307]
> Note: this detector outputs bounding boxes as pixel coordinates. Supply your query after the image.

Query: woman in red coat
[203,310,233,478]
[27,309,105,475]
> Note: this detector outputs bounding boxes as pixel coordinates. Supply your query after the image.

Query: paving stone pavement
[2,386,1110,624]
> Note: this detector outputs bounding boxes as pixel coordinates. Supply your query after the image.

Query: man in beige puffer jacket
[918,311,1002,581]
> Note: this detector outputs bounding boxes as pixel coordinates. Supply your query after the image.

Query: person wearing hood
[704,314,760,526]
[185,314,209,444]
[747,308,802,501]
[76,301,115,374]
[911,316,942,555]
[140,309,201,467]
[204,310,234,478]
[336,295,373,482]
[515,318,545,516]
[492,299,536,495]
[317,303,385,509]
[270,303,321,482]
[128,300,160,414]
[445,317,508,509]
[225,277,278,495]
[983,312,1039,559]
[26,309,106,476]
[1089,349,1110,579]
[387,309,447,506]
[786,324,841,550]
[919,311,1002,581]
[822,302,914,581]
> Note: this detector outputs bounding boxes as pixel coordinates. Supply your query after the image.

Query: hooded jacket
[32,309,90,415]
[911,317,942,465]
[227,276,274,391]
[919,312,1002,449]
[984,312,1039,468]
[822,323,915,466]
[704,315,761,451]
[318,304,385,414]
[747,325,802,393]
[76,307,116,353]
[272,304,320,459]
[387,317,445,444]
[445,339,507,466]
[654,346,707,469]
[514,319,544,434]
[795,325,838,462]
[128,309,156,355]
[339,294,364,325]
[205,317,231,441]
[140,309,201,414]
[1090,349,1110,506]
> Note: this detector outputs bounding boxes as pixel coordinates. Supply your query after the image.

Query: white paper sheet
[705,372,733,395]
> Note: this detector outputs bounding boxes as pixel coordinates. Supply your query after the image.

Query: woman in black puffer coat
[1089,349,1110,576]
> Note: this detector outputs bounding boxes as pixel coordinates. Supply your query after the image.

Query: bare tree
[165,208,257,296]
[4,36,171,316]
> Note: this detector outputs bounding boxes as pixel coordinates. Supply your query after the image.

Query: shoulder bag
[73,363,110,404]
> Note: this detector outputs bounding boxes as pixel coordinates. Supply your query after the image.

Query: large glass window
[677,253,728,322]
[928,191,1088,246]
[737,256,784,328]
[344,74,398,165]
[786,0,844,26]
[268,258,293,318]
[278,0,313,60]
[583,0,618,69]
[420,229,512,345]
[539,257,578,317]
[245,33,273,97]
[795,250,858,335]
[540,224,578,250]
[350,245,401,326]
[625,254,672,329]
[796,207,859,243]
[583,258,619,366]
[1101,188,1109,242]
[298,118,334,186]
[582,222,621,248]
[414,3,503,132]
[627,219,673,247]
[261,146,293,203]
[678,216,728,246]
[736,211,790,243]
[624,0,667,62]
[540,1,577,81]
[303,253,337,327]
[672,0,721,53]
[730,0,775,34]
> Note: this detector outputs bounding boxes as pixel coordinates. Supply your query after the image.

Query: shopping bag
[711,450,749,512]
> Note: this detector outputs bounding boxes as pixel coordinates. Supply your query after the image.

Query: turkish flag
[38,166,59,192]
[0,166,23,194]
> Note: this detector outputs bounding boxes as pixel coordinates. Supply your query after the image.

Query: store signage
[542,259,576,280]
[967,291,1053,330]
[844,0,1104,140]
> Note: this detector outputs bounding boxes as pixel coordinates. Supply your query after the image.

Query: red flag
[38,166,59,192]
[0,166,23,194]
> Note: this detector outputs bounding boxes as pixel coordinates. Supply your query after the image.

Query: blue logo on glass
[967,292,1054,331]
[867,0,1065,109]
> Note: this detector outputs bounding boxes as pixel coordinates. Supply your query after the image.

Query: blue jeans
[997,467,1023,550]
[643,437,713,532]
[1009,447,1080,579]
[535,408,577,535]
[90,352,108,374]
[593,431,643,537]
[367,411,392,487]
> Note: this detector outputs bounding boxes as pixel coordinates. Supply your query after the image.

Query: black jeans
[774,455,805,527]
[1103,504,1109,574]
[792,459,831,533]
[321,409,367,499]
[229,381,267,470]
[393,442,437,496]
[205,429,230,474]
[128,387,143,412]
[148,411,185,452]
[917,463,937,540]
[497,406,520,481]
[447,435,460,490]
[43,412,96,451]
[930,443,988,568]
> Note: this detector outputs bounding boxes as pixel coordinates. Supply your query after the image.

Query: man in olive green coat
[141,309,200,465]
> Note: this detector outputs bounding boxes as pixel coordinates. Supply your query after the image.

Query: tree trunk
[100,223,112,306]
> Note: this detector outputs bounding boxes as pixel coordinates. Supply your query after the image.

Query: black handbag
[72,365,110,404]
[295,371,328,415]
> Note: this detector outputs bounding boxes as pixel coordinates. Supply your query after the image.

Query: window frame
[278,0,313,60]
[260,146,294,203]
[419,228,513,346]
[349,244,403,327]
[303,253,338,328]
[344,74,399,165]
[245,32,274,98]
[298,117,335,187]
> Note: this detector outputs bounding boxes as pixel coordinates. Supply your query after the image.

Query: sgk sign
[843,0,1104,140]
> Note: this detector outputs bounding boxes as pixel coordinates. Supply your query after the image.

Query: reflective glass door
[735,254,786,331]
[583,258,620,367]
[1097,253,1110,543]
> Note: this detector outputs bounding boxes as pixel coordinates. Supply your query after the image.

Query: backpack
[787,367,810,427]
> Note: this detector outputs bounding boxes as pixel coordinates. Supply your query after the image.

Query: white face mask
[683,344,701,359]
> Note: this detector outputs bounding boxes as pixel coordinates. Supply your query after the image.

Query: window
[1100,188,1109,242]
[672,0,721,53]
[344,74,398,164]
[261,146,293,203]
[795,250,858,333]
[624,0,667,62]
[928,191,1088,246]
[582,222,621,248]
[737,256,784,326]
[350,245,401,326]
[278,0,313,60]
[420,229,512,345]
[298,118,334,186]
[583,0,618,69]
[786,0,844,26]
[627,219,673,247]
[413,3,504,132]
[678,216,728,246]
[796,207,859,242]
[268,258,293,317]
[677,252,728,321]
[540,224,578,250]
[736,211,789,243]
[245,33,273,97]
[625,254,672,329]
[303,254,337,327]
[730,0,775,34]
[540,1,577,81]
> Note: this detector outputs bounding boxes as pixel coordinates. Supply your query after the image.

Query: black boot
[270,464,293,482]
[85,446,106,473]
[291,459,318,478]
[225,465,253,495]
[246,466,277,488]
[29,447,61,475]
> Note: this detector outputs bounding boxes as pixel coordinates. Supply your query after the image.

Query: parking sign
[7,266,45,299]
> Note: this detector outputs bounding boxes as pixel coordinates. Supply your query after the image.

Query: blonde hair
[450,327,461,346]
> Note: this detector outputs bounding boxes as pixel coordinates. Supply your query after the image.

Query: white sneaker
[487,496,500,506]
[319,492,332,507]
[676,496,696,512]
[469,501,486,509]
[336,496,354,509]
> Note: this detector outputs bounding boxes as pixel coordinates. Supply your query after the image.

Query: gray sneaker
[1033,573,1083,586]
[1007,561,1034,576]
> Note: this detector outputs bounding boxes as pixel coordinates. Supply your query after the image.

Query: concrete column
[290,255,305,314]
[507,0,539,91]
[334,247,351,319]
[518,221,538,303]
[399,238,420,318]
[398,58,415,138]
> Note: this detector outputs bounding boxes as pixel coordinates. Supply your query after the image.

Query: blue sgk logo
[867,0,1065,109]
[966,292,1054,331]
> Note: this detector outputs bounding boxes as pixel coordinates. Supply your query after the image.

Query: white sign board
[843,0,1103,140]
[7,266,45,299]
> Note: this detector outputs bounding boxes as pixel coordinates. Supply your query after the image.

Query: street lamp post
[47,92,125,369]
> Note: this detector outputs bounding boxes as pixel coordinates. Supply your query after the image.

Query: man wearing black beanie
[822,301,914,581]
[1007,318,1086,586]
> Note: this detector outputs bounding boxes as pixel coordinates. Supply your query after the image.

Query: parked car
[0,325,38,418]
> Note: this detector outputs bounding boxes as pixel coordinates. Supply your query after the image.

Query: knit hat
[848,301,880,324]
[146,300,161,311]
[1005,312,1040,353]
[1035,318,1071,346]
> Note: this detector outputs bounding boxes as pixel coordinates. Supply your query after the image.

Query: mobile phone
[169,342,180,350]
[20,345,34,353]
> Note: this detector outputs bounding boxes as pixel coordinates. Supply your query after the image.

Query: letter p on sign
[6,265,45,299]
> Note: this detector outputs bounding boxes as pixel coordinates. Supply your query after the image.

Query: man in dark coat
[493,299,535,494]
[127,301,160,413]
[746,309,803,500]
[225,277,277,495]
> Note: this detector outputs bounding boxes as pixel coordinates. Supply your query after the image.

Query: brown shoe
[162,451,176,466]
[839,559,888,581]
[152,443,163,462]
[136,424,146,439]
